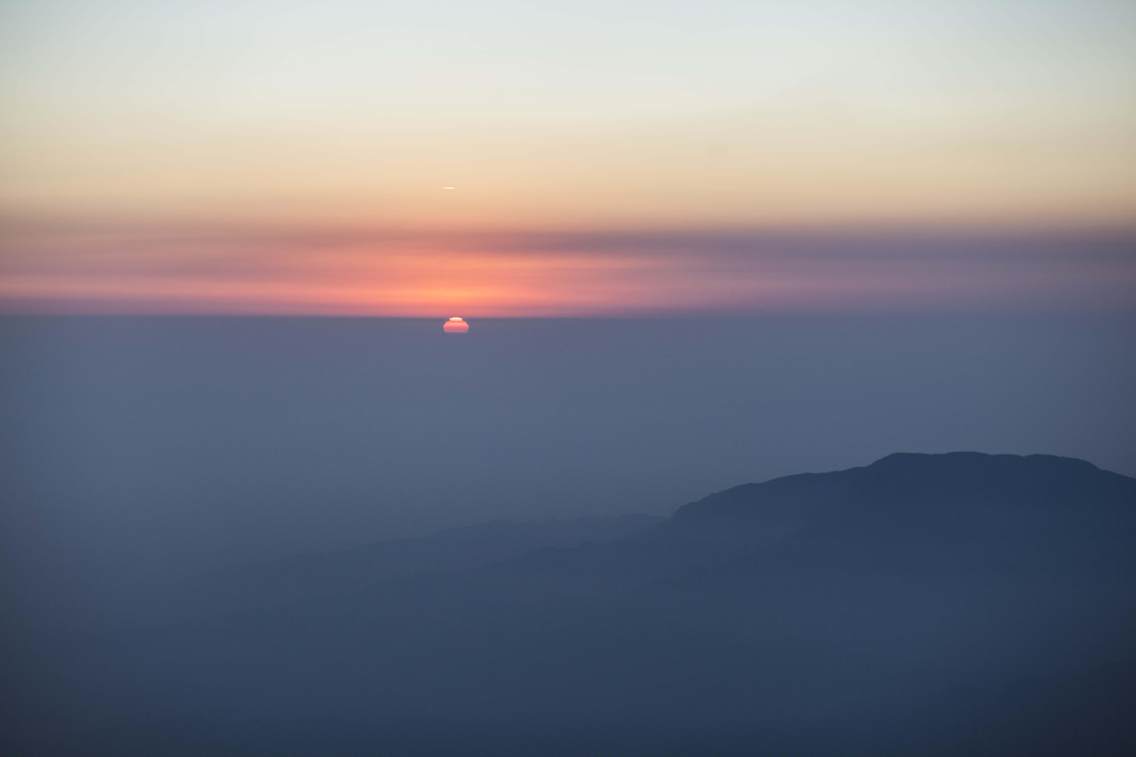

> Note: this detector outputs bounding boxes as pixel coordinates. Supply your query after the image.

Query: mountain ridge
[11,450,1136,755]
[672,450,1136,525]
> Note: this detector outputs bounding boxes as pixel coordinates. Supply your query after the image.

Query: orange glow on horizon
[2,221,1134,316]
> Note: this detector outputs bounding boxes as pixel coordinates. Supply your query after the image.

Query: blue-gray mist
[3,313,1136,755]
[3,313,1134,576]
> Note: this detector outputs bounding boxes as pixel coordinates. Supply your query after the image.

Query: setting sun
[443,316,470,334]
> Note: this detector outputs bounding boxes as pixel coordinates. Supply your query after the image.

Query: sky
[1,0,1134,315]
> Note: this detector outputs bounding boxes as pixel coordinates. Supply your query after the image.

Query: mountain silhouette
[676,451,1135,523]
[665,452,1136,575]
[8,452,1136,756]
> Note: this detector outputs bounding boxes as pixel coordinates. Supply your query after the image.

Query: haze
[3,3,1136,753]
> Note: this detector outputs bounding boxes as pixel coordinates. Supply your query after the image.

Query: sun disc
[443,316,470,334]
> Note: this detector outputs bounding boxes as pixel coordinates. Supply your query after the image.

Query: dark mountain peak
[673,451,1134,525]
[867,450,1100,474]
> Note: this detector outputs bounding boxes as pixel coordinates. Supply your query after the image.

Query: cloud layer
[3,219,1133,315]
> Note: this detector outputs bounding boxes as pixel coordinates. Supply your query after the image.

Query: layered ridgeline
[672,447,1136,518]
[669,451,1136,573]
[9,453,1136,756]
[677,451,1136,523]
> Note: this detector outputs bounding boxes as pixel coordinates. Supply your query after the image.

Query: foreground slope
[8,453,1136,756]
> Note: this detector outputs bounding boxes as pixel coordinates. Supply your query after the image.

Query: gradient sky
[1,0,1134,315]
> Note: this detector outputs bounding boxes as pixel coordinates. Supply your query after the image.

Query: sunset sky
[2,0,1134,315]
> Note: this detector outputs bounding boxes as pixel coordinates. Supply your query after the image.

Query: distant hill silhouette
[664,452,1136,576]
[8,452,1136,757]
[675,451,1135,523]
